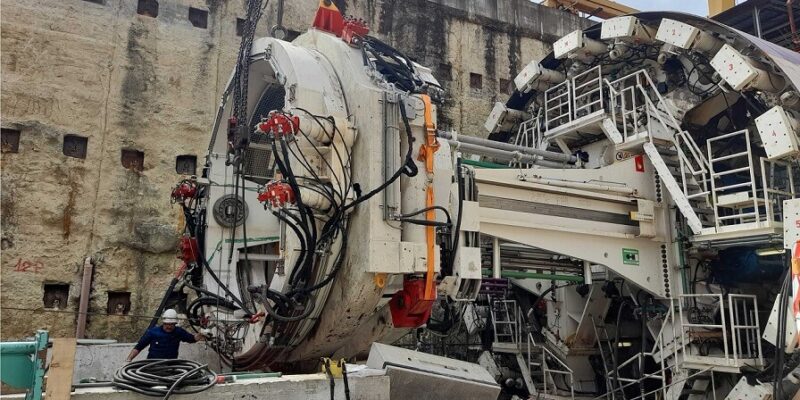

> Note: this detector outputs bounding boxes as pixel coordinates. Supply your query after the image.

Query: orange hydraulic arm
[419,94,440,301]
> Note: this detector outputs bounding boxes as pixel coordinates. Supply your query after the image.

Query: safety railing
[678,293,730,363]
[511,116,542,168]
[613,71,708,166]
[707,130,762,229]
[606,74,642,142]
[728,294,764,367]
[528,333,575,399]
[605,70,711,202]
[760,157,796,224]
[601,301,680,400]
[490,298,521,345]
[545,80,572,130]
[677,293,763,368]
[537,67,797,236]
[594,367,714,400]
[572,65,604,119]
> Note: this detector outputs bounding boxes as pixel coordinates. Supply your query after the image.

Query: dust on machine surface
[159,1,800,399]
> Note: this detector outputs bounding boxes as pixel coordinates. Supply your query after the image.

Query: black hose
[148,277,180,329]
[113,359,217,400]
[262,288,315,322]
[323,358,335,400]
[447,159,464,274]
[774,261,792,399]
[613,300,630,400]
[342,359,351,400]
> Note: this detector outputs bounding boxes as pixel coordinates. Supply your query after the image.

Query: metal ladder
[527,332,576,399]
[707,129,762,230]
[489,298,520,345]
[489,299,537,396]
[592,318,624,400]
[511,115,542,169]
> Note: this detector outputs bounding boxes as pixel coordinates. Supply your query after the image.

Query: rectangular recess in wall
[63,135,88,159]
[137,0,158,18]
[438,63,453,81]
[107,291,131,315]
[121,149,144,172]
[470,73,483,89]
[236,18,245,37]
[176,155,197,175]
[43,283,70,309]
[500,78,513,95]
[189,7,208,29]
[1,128,20,153]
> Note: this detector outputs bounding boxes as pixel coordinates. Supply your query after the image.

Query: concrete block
[70,373,390,400]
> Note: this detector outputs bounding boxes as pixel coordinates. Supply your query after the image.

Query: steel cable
[113,359,218,400]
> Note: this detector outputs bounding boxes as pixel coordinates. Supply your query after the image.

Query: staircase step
[656,148,679,157]
[644,142,704,234]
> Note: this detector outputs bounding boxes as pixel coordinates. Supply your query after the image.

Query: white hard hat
[162,309,179,324]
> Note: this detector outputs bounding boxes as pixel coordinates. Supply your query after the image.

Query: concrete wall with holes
[0,0,588,341]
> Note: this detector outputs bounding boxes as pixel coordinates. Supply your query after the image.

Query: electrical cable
[113,359,217,400]
[343,97,417,211]
[342,359,351,400]
[322,358,335,400]
[447,158,464,274]
[774,261,792,399]
[612,300,631,400]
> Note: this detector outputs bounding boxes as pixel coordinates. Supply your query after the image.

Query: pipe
[223,372,283,380]
[492,238,501,279]
[0,342,37,354]
[76,339,117,345]
[481,268,584,282]
[461,159,509,169]
[445,140,575,169]
[519,175,636,195]
[583,260,593,285]
[438,131,576,163]
[76,257,94,339]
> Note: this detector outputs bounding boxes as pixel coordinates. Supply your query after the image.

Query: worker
[126,309,205,361]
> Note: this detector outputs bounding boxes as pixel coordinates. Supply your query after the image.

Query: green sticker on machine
[622,248,639,265]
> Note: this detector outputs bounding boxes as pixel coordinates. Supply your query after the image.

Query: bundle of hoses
[113,359,218,400]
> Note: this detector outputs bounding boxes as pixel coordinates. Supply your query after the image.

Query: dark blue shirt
[134,326,196,359]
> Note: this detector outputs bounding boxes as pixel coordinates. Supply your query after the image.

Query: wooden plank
[45,338,77,400]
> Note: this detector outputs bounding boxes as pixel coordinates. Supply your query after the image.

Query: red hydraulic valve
[171,180,197,202]
[257,111,300,138]
[248,311,266,324]
[258,181,295,208]
[178,236,200,264]
[342,16,369,45]
[388,278,434,328]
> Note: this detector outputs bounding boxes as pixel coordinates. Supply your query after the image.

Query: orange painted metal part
[793,241,800,345]
[418,94,440,301]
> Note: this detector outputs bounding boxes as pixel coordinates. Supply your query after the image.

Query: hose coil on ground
[113,359,218,400]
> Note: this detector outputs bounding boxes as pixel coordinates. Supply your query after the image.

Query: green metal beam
[481,269,584,282]
[226,372,283,380]
[461,159,510,169]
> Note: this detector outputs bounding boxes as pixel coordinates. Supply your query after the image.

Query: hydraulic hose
[113,359,217,400]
